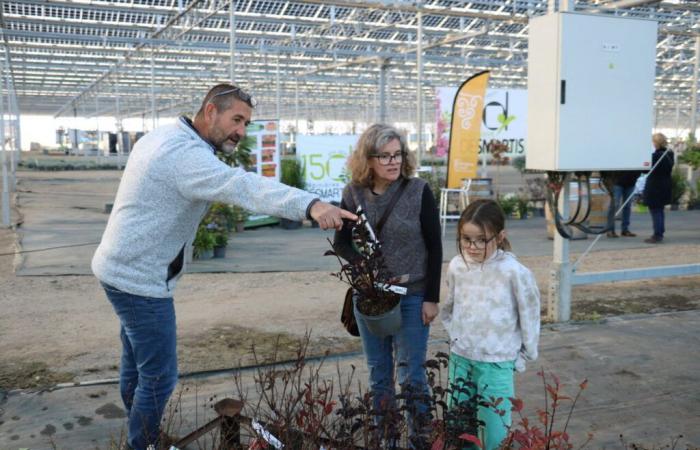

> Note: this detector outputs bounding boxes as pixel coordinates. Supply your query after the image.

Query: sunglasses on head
[210,86,257,108]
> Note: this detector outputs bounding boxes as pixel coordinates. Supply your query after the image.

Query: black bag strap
[350,178,410,237]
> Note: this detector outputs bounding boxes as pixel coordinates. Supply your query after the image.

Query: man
[606,170,641,238]
[92,84,356,450]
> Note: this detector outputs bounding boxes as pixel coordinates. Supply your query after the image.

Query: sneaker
[606,231,619,238]
[621,230,636,237]
[644,236,662,244]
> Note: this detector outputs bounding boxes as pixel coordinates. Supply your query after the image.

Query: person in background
[333,124,442,444]
[92,83,356,450]
[606,170,641,238]
[441,199,540,450]
[643,133,674,244]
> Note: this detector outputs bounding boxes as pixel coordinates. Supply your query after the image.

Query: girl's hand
[422,302,439,325]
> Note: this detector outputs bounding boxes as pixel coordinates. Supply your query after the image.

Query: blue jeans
[612,185,635,233]
[354,294,430,436]
[102,283,178,450]
[649,207,665,239]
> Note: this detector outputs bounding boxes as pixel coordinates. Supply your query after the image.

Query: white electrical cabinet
[526,12,657,171]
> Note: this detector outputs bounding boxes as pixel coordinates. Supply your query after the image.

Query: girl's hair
[652,132,668,150]
[456,199,512,261]
[347,123,417,187]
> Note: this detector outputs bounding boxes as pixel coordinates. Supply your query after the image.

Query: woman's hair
[652,132,668,150]
[456,199,512,261]
[347,123,417,186]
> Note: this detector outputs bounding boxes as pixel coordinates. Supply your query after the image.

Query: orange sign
[446,71,490,188]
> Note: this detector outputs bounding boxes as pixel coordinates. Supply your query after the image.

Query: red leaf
[323,400,337,415]
[510,397,524,412]
[459,433,483,448]
[431,436,445,450]
[579,379,589,390]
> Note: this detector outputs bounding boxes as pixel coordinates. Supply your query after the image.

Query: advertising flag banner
[446,71,490,188]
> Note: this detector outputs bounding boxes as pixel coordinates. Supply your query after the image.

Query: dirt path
[1,223,699,390]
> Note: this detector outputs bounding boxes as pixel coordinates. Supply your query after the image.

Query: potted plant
[326,217,401,337]
[279,158,306,229]
[193,225,215,259]
[515,193,530,219]
[231,205,249,233]
[213,231,228,258]
[497,193,518,218]
[670,168,688,210]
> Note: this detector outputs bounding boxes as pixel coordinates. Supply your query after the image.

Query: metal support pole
[548,177,571,322]
[95,94,100,156]
[229,0,236,83]
[3,57,15,192]
[276,53,281,120]
[692,36,700,138]
[294,78,299,138]
[690,36,700,181]
[1,79,9,227]
[378,59,388,123]
[151,50,157,131]
[417,10,424,165]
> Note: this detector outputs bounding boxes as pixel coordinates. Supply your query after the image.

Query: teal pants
[447,353,515,450]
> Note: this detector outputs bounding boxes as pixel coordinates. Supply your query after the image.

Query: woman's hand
[422,302,439,325]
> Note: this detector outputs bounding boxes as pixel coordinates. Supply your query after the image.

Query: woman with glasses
[440,199,540,450]
[333,124,442,444]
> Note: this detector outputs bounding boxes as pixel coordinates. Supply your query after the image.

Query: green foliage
[515,194,530,218]
[213,231,228,248]
[281,158,306,189]
[193,225,215,257]
[497,194,518,217]
[670,168,688,205]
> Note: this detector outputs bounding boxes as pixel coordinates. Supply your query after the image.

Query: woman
[643,132,674,243]
[333,124,442,439]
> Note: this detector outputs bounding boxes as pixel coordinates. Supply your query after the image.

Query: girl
[440,199,540,450]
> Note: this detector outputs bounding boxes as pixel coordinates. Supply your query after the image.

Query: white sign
[435,88,527,159]
[296,135,358,203]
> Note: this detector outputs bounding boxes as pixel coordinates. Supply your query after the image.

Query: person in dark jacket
[643,133,674,243]
[606,170,641,237]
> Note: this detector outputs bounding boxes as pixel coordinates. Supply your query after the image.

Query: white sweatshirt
[92,117,316,298]
[440,250,540,372]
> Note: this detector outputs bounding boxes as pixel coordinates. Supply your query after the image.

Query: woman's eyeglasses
[211,86,256,107]
[460,235,497,249]
[371,152,404,166]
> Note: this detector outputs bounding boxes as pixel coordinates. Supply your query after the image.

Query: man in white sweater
[92,84,355,450]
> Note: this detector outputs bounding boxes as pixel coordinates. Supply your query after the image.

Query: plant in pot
[193,224,215,260]
[515,193,530,219]
[497,193,518,218]
[231,205,249,233]
[212,230,228,258]
[670,168,688,210]
[279,158,306,229]
[325,212,402,337]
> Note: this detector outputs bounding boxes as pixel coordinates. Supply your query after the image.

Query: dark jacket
[613,171,642,188]
[643,148,674,209]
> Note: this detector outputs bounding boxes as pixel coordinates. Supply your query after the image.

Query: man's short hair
[196,84,255,118]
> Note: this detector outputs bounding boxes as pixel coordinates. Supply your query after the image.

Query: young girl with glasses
[440,199,541,450]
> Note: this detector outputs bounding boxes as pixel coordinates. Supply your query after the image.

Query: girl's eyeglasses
[460,235,497,249]
[370,152,404,166]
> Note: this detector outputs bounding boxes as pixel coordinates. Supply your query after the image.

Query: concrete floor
[1,310,699,449]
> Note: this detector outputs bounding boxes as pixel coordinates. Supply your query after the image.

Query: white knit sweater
[92,117,316,298]
[440,250,541,372]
